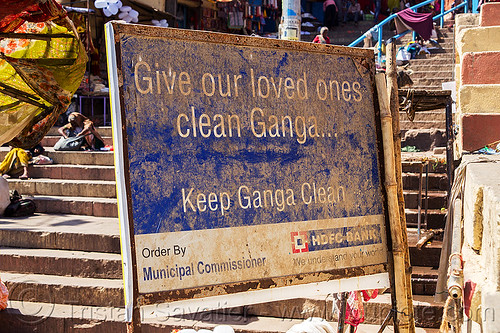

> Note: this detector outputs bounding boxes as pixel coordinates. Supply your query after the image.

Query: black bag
[4,190,36,217]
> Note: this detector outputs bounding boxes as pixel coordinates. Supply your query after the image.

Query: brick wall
[456,3,500,153]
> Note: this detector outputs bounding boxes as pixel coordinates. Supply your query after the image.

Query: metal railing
[348,0,473,63]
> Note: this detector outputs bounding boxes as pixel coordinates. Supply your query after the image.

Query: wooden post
[376,71,415,333]
[386,41,416,333]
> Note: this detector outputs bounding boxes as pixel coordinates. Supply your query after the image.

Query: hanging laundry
[395,8,433,41]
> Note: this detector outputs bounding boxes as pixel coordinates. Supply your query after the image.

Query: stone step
[29,195,117,217]
[409,63,454,71]
[0,247,122,279]
[399,111,446,123]
[7,178,116,198]
[47,126,113,137]
[401,120,446,130]
[402,172,448,191]
[0,147,114,166]
[409,57,454,66]
[427,46,454,54]
[413,76,454,83]
[0,301,441,333]
[20,193,450,228]
[408,229,442,267]
[40,135,114,147]
[0,214,120,253]
[410,70,454,80]
[406,208,447,229]
[403,128,447,142]
[403,190,448,210]
[402,157,447,173]
[29,164,116,181]
[1,271,124,308]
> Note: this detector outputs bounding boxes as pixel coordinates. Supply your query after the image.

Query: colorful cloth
[0,148,30,177]
[395,8,434,40]
[0,1,87,149]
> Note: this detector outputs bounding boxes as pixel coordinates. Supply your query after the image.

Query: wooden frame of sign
[105,22,410,331]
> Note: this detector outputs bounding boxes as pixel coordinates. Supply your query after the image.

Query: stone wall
[455,4,500,155]
[461,155,500,332]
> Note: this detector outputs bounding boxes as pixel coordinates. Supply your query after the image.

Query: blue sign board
[108,24,388,297]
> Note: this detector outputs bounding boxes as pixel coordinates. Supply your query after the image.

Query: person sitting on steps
[58,112,105,151]
[344,0,361,24]
[0,147,31,180]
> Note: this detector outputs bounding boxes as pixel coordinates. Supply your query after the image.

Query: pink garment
[323,0,337,12]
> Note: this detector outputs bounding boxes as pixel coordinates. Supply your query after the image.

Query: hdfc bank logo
[291,231,309,253]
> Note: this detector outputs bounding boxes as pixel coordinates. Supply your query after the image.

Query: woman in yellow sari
[0,148,30,179]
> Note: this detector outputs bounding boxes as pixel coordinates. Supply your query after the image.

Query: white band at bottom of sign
[140,272,390,319]
[135,214,388,293]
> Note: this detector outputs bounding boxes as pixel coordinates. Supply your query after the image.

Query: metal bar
[104,96,107,126]
[377,310,394,333]
[417,162,423,239]
[433,2,467,20]
[424,162,429,231]
[472,0,479,13]
[349,0,436,46]
[445,100,454,194]
[440,0,444,27]
[349,0,468,47]
[337,292,348,333]
[378,27,383,65]
[448,198,463,299]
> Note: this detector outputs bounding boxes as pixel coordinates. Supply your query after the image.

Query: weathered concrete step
[7,178,116,198]
[0,147,114,166]
[409,63,454,71]
[411,266,438,296]
[413,75,454,82]
[40,135,114,147]
[401,127,446,148]
[401,120,446,130]
[30,164,115,181]
[1,271,123,308]
[404,190,448,210]
[402,172,448,191]
[47,126,113,137]
[0,301,441,333]
[30,195,118,217]
[410,71,453,79]
[408,229,442,267]
[427,47,454,54]
[0,214,120,253]
[410,57,454,66]
[402,156,447,173]
[399,111,446,122]
[0,247,122,279]
[406,208,447,229]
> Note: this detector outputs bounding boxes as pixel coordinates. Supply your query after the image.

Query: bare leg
[19,166,28,180]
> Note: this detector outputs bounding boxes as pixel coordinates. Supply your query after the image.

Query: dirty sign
[106,23,389,310]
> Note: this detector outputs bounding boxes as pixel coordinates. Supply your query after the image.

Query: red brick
[462,52,500,84]
[480,3,500,26]
[461,114,500,151]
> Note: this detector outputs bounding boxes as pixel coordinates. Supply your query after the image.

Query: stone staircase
[399,24,455,154]
[0,124,447,332]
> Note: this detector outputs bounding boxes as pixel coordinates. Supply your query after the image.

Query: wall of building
[455,4,500,155]
[455,5,500,332]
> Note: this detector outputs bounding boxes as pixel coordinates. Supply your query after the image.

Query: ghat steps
[0,125,447,331]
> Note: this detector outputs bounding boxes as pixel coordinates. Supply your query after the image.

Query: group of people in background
[323,0,362,29]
